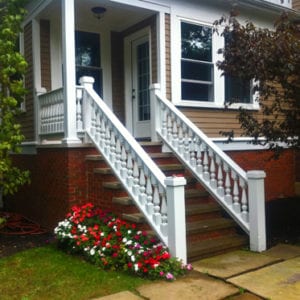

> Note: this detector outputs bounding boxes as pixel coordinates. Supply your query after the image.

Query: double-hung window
[181,22,213,102]
[177,19,255,109]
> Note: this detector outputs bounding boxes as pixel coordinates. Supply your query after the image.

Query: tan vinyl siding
[19,21,35,141]
[40,19,51,92]
[111,31,125,124]
[165,13,171,100]
[293,0,300,10]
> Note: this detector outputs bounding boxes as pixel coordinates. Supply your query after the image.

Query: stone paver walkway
[95,244,300,300]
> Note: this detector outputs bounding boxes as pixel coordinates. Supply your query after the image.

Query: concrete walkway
[95,244,300,300]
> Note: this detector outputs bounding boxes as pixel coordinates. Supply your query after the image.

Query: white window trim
[171,16,259,111]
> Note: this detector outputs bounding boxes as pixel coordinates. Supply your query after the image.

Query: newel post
[79,76,95,134]
[247,170,267,252]
[165,176,187,264]
[150,83,161,142]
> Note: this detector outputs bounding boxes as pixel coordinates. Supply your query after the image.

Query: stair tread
[186,203,220,215]
[103,181,123,189]
[186,218,235,234]
[94,167,112,174]
[187,235,248,258]
[186,189,209,198]
[149,153,175,159]
[112,196,133,205]
[122,212,145,223]
[85,154,103,161]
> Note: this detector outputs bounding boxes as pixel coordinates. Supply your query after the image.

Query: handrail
[152,85,251,233]
[77,81,170,246]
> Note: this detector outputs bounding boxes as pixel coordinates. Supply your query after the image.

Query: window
[224,33,251,104]
[181,22,213,101]
[75,31,102,97]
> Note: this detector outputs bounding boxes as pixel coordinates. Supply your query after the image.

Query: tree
[0,0,30,196]
[214,12,300,154]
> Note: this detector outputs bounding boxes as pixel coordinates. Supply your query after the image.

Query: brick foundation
[5,146,297,229]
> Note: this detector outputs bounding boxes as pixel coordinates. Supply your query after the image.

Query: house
[7,0,299,263]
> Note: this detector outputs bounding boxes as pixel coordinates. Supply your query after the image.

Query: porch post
[150,83,161,142]
[165,176,187,264]
[247,170,267,252]
[61,0,80,143]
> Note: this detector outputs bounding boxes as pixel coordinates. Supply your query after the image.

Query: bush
[54,203,192,280]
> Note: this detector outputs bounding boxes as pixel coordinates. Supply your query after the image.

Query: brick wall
[228,149,295,201]
[6,146,97,229]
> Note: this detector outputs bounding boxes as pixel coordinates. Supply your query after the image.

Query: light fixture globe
[91,6,107,19]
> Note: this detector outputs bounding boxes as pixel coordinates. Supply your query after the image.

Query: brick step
[187,234,248,262]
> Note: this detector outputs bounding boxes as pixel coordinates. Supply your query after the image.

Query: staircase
[85,141,248,262]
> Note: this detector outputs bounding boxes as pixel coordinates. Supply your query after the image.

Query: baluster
[178,124,184,155]
[126,151,134,187]
[196,141,203,174]
[232,171,241,213]
[146,176,154,214]
[161,104,167,137]
[114,138,122,171]
[216,156,224,196]
[167,114,172,142]
[132,160,140,195]
[160,191,168,236]
[240,178,249,222]
[59,102,64,132]
[90,102,96,136]
[100,118,106,149]
[224,163,232,204]
[183,132,190,161]
[209,150,217,189]
[94,110,101,142]
[152,182,161,225]
[120,146,127,179]
[109,131,116,164]
[76,91,83,131]
[104,124,111,156]
[203,146,210,181]
[189,136,196,168]
[172,118,178,148]
[139,168,147,205]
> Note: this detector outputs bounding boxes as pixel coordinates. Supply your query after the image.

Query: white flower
[131,255,135,262]
[127,230,132,234]
[127,250,132,256]
[122,237,127,243]
[90,248,96,256]
[134,263,139,271]
[126,240,132,246]
[100,232,104,237]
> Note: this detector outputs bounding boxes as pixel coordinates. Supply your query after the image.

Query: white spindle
[126,152,134,187]
[114,138,121,171]
[153,184,161,225]
[120,146,127,179]
[216,156,224,196]
[232,171,241,213]
[224,163,232,204]
[139,168,147,205]
[203,146,209,181]
[132,160,140,195]
[146,176,154,214]
[209,150,217,189]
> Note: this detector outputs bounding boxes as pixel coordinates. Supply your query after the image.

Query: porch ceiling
[36,0,156,32]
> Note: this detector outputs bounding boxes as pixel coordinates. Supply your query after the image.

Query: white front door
[125,30,151,139]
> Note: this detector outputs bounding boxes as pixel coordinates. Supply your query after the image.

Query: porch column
[156,12,166,97]
[61,0,80,143]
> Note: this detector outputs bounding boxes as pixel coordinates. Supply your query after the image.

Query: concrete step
[102,181,123,190]
[187,234,248,261]
[112,196,133,206]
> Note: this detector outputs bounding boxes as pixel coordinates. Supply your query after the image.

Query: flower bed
[54,203,192,280]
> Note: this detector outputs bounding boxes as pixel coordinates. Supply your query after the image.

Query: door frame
[124,27,152,136]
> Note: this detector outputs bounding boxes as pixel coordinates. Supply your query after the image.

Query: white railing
[150,84,266,252]
[78,77,187,263]
[38,88,64,135]
[265,0,292,8]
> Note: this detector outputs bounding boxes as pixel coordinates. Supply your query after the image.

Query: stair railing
[78,77,187,263]
[150,84,266,252]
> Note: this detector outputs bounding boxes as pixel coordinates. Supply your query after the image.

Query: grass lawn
[0,244,151,300]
